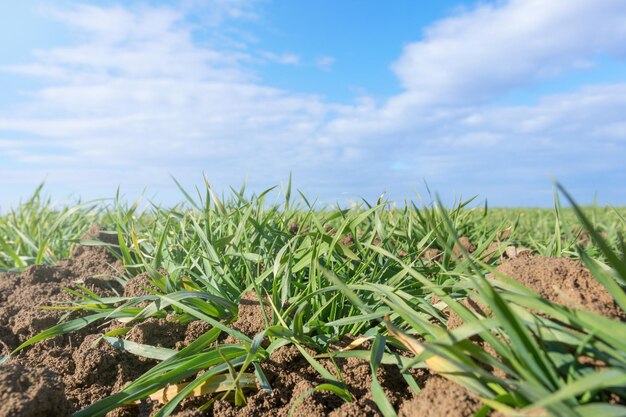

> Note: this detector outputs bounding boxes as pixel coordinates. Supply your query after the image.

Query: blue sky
[1,0,626,208]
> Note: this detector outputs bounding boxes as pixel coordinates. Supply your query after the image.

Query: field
[1,182,626,417]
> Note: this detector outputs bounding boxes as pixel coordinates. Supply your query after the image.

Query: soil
[398,376,482,417]
[447,254,623,321]
[0,225,193,416]
[228,291,273,339]
[453,237,476,257]
[445,254,625,382]
[420,236,476,264]
[213,343,428,417]
[0,362,72,417]
[420,248,442,265]
[123,272,160,298]
[125,317,188,350]
[482,242,532,262]
[494,255,625,319]
[1,227,623,416]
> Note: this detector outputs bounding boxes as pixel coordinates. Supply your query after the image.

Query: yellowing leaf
[181,277,197,291]
[149,373,257,404]
[339,336,374,352]
[385,320,458,375]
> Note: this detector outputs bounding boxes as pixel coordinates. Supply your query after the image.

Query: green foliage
[1,180,625,416]
[0,183,101,270]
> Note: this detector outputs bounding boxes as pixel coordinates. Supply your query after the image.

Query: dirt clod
[125,317,187,349]
[228,291,272,339]
[398,376,481,417]
[494,255,624,319]
[20,264,72,284]
[213,343,421,417]
[482,242,532,262]
[123,272,159,298]
[453,237,476,257]
[0,362,72,417]
[184,320,212,345]
[420,248,442,265]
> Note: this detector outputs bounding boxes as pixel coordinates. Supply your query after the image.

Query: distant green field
[2,183,624,272]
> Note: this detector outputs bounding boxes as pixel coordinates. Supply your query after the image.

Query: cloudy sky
[1,0,626,208]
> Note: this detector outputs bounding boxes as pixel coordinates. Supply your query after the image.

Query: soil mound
[421,248,442,264]
[1,225,124,347]
[229,291,272,339]
[446,297,490,331]
[66,334,152,409]
[61,224,124,288]
[123,272,160,298]
[495,255,624,319]
[0,362,72,417]
[0,224,148,413]
[453,237,476,257]
[398,376,481,417]
[183,319,212,345]
[213,344,422,417]
[20,264,72,284]
[126,317,187,349]
[482,242,532,263]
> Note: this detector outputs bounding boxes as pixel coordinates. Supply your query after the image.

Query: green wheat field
[1,180,625,417]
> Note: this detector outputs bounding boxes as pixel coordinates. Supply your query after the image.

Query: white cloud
[0,3,354,205]
[259,51,301,65]
[315,55,335,71]
[1,1,626,206]
[180,0,259,26]
[391,0,626,105]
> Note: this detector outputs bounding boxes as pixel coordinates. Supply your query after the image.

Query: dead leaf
[149,373,257,404]
[505,246,532,259]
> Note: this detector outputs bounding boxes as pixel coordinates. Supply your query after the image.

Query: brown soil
[494,255,624,319]
[213,344,427,417]
[419,237,476,265]
[446,297,491,331]
[482,242,532,263]
[184,319,212,345]
[0,362,72,417]
[224,290,273,344]
[123,272,160,298]
[398,376,481,417]
[445,255,625,382]
[420,248,442,265]
[0,225,162,416]
[447,255,623,322]
[453,237,476,257]
[125,317,187,350]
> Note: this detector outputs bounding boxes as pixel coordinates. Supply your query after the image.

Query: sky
[1,0,626,208]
